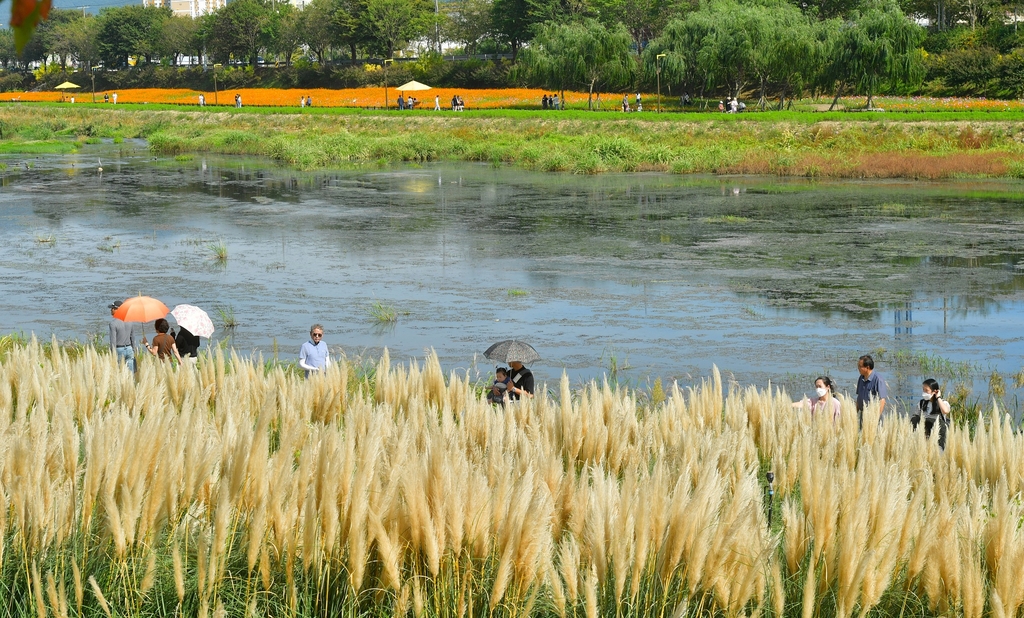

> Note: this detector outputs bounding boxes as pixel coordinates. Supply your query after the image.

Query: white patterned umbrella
[170,304,215,338]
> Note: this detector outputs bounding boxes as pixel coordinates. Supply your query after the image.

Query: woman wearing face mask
[911,378,950,449]
[792,376,841,420]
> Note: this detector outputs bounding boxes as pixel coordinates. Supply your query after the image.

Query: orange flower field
[8,87,621,109]
[10,87,1024,112]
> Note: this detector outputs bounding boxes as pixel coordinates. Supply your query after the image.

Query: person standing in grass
[175,326,201,361]
[912,378,950,449]
[145,318,182,363]
[792,376,840,420]
[299,324,330,377]
[507,360,534,400]
[108,300,136,373]
[856,354,888,425]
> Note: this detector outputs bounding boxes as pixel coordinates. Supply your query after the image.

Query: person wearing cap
[298,323,330,377]
[108,300,136,373]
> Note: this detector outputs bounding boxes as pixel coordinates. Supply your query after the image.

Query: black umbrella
[484,339,541,364]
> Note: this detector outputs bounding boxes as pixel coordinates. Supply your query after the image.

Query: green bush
[931,47,999,96]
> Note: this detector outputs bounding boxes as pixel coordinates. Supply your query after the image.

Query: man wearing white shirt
[298,324,330,377]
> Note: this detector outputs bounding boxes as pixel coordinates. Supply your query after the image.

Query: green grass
[208,240,228,263]
[507,288,529,297]
[0,139,78,154]
[368,300,398,323]
[19,99,1024,123]
[216,305,238,329]
[6,105,1024,178]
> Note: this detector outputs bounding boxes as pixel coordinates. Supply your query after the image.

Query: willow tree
[643,1,759,102]
[822,0,924,109]
[744,1,817,109]
[518,19,635,109]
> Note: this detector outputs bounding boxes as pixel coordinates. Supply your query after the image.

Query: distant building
[143,0,225,18]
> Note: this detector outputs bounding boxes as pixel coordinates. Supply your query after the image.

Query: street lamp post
[434,0,441,54]
[383,58,393,110]
[213,63,222,106]
[656,53,666,113]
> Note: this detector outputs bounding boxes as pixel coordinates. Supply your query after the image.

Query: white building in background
[143,0,226,18]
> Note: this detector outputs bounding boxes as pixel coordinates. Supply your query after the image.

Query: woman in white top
[792,376,841,420]
[911,378,950,449]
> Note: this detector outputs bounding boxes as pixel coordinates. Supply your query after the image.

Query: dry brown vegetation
[1,338,1023,617]
[727,151,1012,178]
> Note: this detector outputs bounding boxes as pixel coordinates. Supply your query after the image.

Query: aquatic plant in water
[368,300,398,323]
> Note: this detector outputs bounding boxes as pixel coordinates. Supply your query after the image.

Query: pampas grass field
[1,337,1022,618]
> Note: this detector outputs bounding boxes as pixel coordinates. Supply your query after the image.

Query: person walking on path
[299,324,330,377]
[199,94,205,106]
[856,354,888,426]
[108,300,136,373]
[112,92,117,104]
[435,95,440,110]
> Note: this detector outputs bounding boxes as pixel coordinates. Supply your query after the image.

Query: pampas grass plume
[88,576,112,618]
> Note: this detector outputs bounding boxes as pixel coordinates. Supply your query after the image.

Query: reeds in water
[0,337,1022,617]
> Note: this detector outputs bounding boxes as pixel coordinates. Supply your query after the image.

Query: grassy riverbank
[3,104,1024,177]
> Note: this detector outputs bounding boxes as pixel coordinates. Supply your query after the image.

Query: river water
[2,141,1024,410]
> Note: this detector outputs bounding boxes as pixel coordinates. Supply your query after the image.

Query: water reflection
[1,146,1023,409]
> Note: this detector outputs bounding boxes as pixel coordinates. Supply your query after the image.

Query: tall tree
[591,0,690,51]
[300,0,335,63]
[0,28,17,68]
[744,1,817,109]
[158,15,200,65]
[210,0,274,66]
[271,3,302,65]
[822,0,924,108]
[96,6,169,67]
[43,10,85,70]
[518,18,635,108]
[491,0,533,58]
[361,0,431,58]
[445,0,493,54]
[333,0,369,63]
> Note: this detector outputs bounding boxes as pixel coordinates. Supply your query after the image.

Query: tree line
[1,0,1024,102]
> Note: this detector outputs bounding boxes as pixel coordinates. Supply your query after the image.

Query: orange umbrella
[113,295,169,323]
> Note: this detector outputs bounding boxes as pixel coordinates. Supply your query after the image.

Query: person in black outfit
[174,326,201,358]
[507,361,534,400]
[911,378,950,449]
